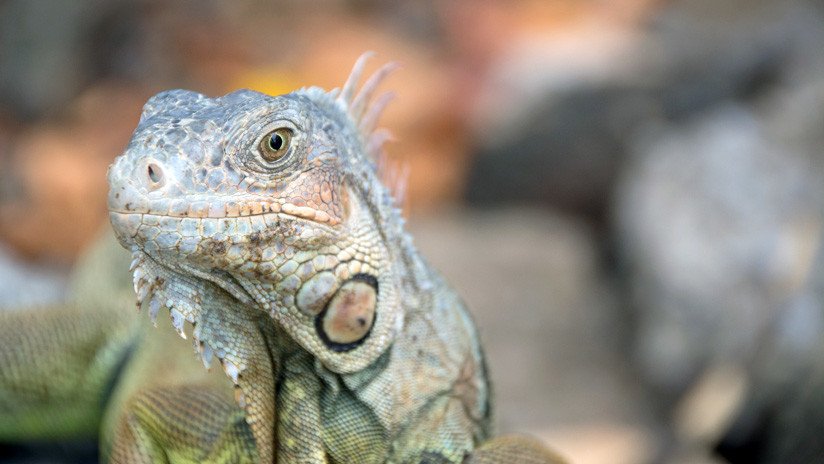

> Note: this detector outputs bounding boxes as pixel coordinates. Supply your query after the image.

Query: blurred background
[2,0,824,462]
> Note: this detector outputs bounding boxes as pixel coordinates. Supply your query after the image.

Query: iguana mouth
[109,199,340,224]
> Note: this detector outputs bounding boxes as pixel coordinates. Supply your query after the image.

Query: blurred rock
[0,0,142,120]
[457,1,654,225]
[717,352,824,463]
[713,235,824,463]
[464,0,824,229]
[642,1,810,120]
[669,363,749,460]
[465,85,656,223]
[615,104,824,399]
[607,3,824,461]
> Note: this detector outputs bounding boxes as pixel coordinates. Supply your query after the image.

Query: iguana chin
[106,53,564,463]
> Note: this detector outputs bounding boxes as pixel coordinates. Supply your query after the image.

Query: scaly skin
[103,54,565,463]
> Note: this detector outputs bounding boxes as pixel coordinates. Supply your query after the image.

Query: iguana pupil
[269,133,283,150]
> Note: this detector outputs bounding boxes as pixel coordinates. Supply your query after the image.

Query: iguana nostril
[146,162,164,189]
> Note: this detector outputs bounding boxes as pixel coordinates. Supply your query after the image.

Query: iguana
[1,54,564,464]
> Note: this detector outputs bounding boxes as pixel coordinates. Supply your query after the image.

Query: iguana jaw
[108,209,338,262]
[108,206,339,334]
[108,181,400,375]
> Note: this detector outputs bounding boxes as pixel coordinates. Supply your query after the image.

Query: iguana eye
[259,128,292,162]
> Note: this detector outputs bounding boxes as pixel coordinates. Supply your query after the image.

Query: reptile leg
[466,435,568,464]
[108,385,257,464]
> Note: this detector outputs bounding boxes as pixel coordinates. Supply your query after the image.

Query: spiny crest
[338,52,399,135]
[336,52,409,206]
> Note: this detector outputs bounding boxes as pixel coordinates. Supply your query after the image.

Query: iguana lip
[109,199,340,224]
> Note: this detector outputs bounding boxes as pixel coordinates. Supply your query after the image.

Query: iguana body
[1,55,563,464]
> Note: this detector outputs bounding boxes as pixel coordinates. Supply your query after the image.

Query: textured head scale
[108,53,409,375]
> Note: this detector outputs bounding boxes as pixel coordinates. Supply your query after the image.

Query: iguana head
[108,54,407,375]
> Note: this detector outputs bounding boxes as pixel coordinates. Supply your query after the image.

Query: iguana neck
[233,240,431,464]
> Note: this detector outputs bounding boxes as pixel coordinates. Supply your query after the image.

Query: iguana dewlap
[106,53,564,464]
